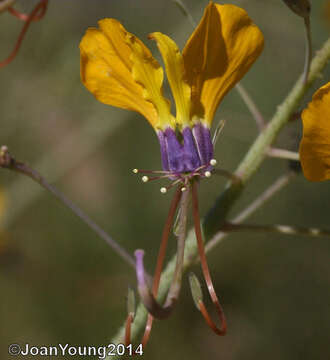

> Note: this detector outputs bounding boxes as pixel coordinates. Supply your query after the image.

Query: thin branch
[235,83,266,131]
[1,113,128,230]
[0,146,136,270]
[172,0,197,27]
[222,222,330,238]
[267,147,300,161]
[213,168,242,184]
[235,173,296,224]
[303,16,312,84]
[206,171,296,254]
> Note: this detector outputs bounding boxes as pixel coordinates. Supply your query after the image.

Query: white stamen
[132,168,138,174]
[204,171,212,178]
[210,159,217,166]
[160,187,167,194]
[181,187,187,192]
[142,176,149,182]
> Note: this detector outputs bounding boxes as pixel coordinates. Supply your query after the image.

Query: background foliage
[1,0,330,359]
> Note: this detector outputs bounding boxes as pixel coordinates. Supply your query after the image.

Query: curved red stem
[0,0,49,68]
[124,187,182,347]
[8,1,48,22]
[191,180,227,336]
[124,313,134,347]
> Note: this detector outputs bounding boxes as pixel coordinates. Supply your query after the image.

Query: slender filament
[134,185,189,319]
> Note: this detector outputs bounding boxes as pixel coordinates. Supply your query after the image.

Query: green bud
[126,287,136,318]
[189,273,203,309]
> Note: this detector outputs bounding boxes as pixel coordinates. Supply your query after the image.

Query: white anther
[160,187,167,194]
[210,159,217,166]
[142,176,149,183]
[181,187,187,192]
[132,168,138,174]
[204,171,212,178]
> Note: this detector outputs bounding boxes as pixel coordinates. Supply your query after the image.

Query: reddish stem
[125,187,182,346]
[124,313,134,346]
[152,187,182,294]
[141,314,153,347]
[0,0,49,68]
[191,180,227,336]
[8,1,48,21]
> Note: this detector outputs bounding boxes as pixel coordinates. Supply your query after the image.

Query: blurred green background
[1,0,330,359]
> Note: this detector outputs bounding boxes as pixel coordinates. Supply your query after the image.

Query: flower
[299,82,330,181]
[79,2,264,344]
[79,2,264,180]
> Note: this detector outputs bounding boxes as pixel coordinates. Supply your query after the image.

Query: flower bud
[189,272,203,309]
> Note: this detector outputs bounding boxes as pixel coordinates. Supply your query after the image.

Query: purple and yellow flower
[79,1,264,346]
[299,82,330,181]
[80,2,264,182]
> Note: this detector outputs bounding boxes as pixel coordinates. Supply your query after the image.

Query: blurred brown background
[1,0,330,359]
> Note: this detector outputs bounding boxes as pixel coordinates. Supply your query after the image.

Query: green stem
[222,222,330,238]
[204,36,330,238]
[108,37,330,357]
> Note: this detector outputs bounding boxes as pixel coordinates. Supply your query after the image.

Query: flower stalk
[134,185,189,319]
[191,181,226,335]
[125,186,186,347]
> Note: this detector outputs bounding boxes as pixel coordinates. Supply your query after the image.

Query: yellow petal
[299,82,330,181]
[149,32,191,127]
[126,33,175,129]
[183,2,264,126]
[80,19,172,129]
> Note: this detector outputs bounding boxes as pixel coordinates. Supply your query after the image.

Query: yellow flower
[299,82,330,181]
[80,2,264,177]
